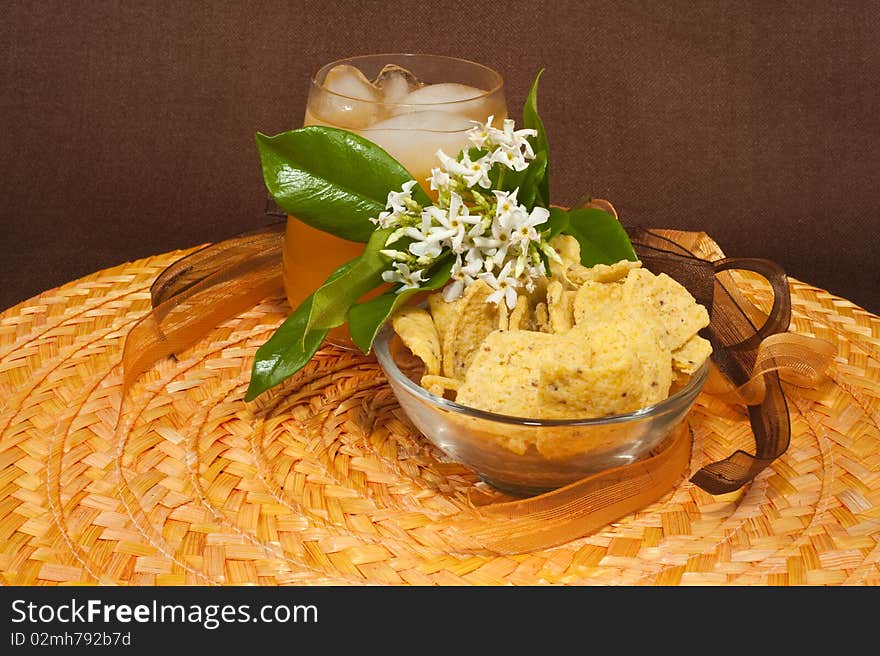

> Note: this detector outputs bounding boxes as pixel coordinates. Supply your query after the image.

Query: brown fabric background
[1,0,878,314]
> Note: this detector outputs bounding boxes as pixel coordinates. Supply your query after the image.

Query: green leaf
[256,127,430,243]
[563,208,638,266]
[244,258,362,401]
[304,227,394,334]
[348,258,453,354]
[466,146,490,161]
[522,69,549,203]
[488,151,547,211]
[489,71,550,207]
[514,151,547,210]
[544,206,571,240]
[244,295,328,402]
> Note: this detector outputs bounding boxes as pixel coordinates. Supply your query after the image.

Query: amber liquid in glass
[281,220,379,346]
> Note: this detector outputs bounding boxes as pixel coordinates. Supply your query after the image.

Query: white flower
[519,262,547,293]
[480,260,521,309]
[470,115,537,157]
[372,179,420,228]
[465,117,538,172]
[387,180,418,213]
[382,262,425,291]
[466,115,496,149]
[443,254,479,302]
[462,245,486,274]
[442,279,465,303]
[379,117,552,301]
[428,167,451,193]
[431,192,480,252]
[460,153,493,189]
[497,118,537,156]
[489,146,529,172]
[509,203,550,245]
[435,149,492,189]
[401,211,448,263]
[434,148,460,171]
[473,205,516,268]
[408,230,446,263]
[371,210,393,229]
[492,188,520,218]
[379,248,411,262]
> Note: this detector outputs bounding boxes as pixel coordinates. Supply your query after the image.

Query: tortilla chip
[672,334,713,375]
[548,234,582,283]
[535,302,551,333]
[567,259,642,286]
[497,298,509,331]
[572,278,627,326]
[508,294,531,331]
[622,268,710,350]
[455,329,590,418]
[427,292,458,350]
[419,263,708,443]
[546,280,575,334]
[390,306,442,376]
[547,319,672,417]
[420,374,463,398]
[442,279,499,379]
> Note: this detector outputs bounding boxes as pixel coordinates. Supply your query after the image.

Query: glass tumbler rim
[310,53,505,109]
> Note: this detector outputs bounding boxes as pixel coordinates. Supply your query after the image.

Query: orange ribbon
[440,421,694,553]
[704,333,838,405]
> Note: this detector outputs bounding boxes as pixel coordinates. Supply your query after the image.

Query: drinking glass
[282,54,508,346]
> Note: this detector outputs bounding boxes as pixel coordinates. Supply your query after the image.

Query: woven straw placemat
[1,236,878,586]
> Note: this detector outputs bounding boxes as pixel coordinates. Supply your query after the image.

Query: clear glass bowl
[373,323,709,496]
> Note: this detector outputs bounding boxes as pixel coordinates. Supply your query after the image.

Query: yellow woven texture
[1,239,878,586]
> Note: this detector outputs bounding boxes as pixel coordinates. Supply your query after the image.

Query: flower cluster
[371,116,560,309]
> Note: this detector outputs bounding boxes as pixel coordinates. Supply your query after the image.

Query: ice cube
[392,83,493,122]
[373,64,423,105]
[363,111,476,182]
[401,82,485,105]
[367,110,474,132]
[324,64,379,101]
[310,64,380,129]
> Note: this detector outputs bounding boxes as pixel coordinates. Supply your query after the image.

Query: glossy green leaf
[543,206,571,240]
[514,150,547,209]
[244,258,366,401]
[304,227,394,334]
[522,69,549,203]
[348,257,453,354]
[256,127,429,242]
[490,149,547,210]
[563,208,638,266]
[244,295,327,402]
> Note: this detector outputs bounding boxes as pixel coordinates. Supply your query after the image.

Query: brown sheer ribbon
[121,223,285,393]
[627,227,807,494]
[120,218,836,553]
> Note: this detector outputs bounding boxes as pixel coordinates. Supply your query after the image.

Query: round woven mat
[1,239,878,586]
